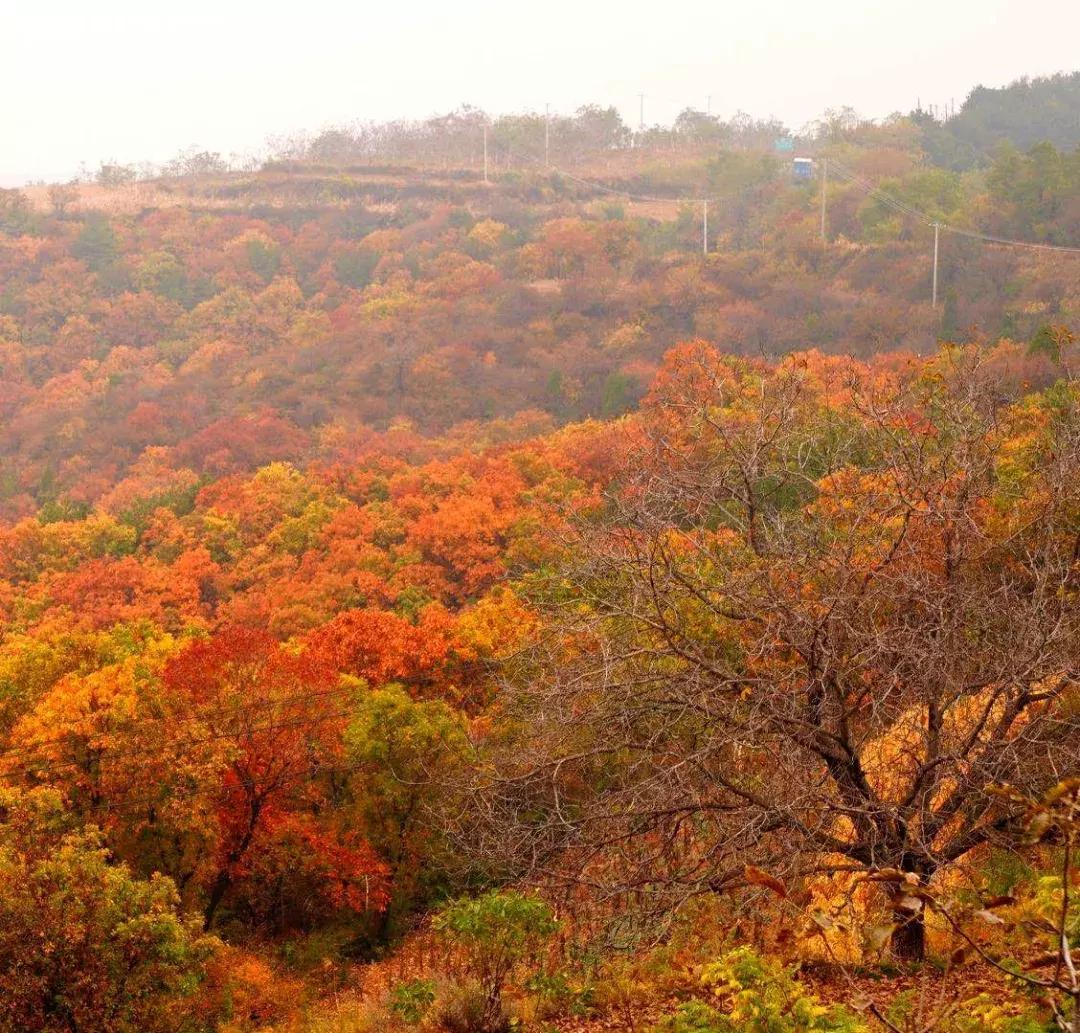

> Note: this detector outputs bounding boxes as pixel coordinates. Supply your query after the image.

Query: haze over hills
[8,67,1080,187]
[0,59,1080,1033]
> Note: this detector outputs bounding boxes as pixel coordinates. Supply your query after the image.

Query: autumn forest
[2,68,1080,1033]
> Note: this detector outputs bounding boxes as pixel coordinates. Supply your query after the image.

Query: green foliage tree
[72,212,120,272]
[0,188,35,235]
[245,235,281,283]
[345,684,471,931]
[432,890,558,1033]
[987,141,1080,242]
[600,370,639,417]
[674,108,728,144]
[948,72,1080,156]
[858,168,964,241]
[133,250,190,303]
[0,787,219,1033]
[333,247,379,289]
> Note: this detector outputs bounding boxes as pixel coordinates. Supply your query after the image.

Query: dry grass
[15,141,721,220]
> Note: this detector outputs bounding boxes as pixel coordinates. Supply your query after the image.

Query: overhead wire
[828,156,1080,254]
[495,126,1079,249]
[827,158,935,224]
[938,224,1080,255]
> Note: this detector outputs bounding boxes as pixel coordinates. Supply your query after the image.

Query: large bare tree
[474,344,1080,959]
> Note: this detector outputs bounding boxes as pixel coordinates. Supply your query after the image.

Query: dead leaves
[743,865,788,898]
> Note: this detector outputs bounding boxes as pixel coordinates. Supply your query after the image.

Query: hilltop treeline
[922,70,1080,167]
[77,70,1080,187]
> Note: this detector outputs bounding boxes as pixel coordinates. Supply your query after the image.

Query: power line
[500,130,1079,258]
[828,157,1080,255]
[933,221,940,309]
[939,224,1080,256]
[827,159,935,224]
[826,156,1080,309]
[820,156,828,245]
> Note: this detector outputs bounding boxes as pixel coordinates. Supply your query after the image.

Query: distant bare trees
[268,104,801,172]
[46,182,79,217]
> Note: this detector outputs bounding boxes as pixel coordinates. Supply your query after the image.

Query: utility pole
[707,94,712,117]
[932,221,940,308]
[483,124,489,184]
[702,200,708,255]
[638,93,645,132]
[820,157,827,245]
[544,103,550,166]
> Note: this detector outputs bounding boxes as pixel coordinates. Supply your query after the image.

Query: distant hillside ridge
[921,70,1080,167]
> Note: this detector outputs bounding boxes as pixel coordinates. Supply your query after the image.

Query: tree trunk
[203,869,232,931]
[892,908,925,962]
[203,795,263,931]
[481,985,505,1033]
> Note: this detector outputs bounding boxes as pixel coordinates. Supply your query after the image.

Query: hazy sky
[3,0,1078,185]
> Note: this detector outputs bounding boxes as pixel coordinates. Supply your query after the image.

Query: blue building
[793,157,814,181]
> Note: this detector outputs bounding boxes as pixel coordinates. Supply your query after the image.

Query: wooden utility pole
[638,93,645,131]
[545,103,550,166]
[483,124,489,184]
[932,222,940,307]
[702,200,708,255]
[820,157,827,244]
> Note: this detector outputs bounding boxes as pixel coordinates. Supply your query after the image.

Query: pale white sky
[2,0,1078,185]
